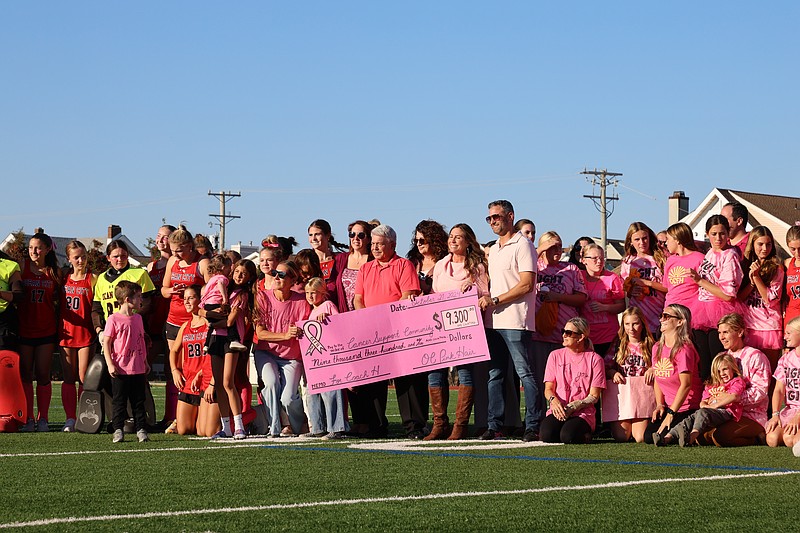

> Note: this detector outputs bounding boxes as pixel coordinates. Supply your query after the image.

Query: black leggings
[540,414,592,444]
[644,409,696,444]
[693,329,723,381]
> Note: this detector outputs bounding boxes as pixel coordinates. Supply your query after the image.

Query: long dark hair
[741,226,781,286]
[407,220,448,268]
[309,219,348,253]
[29,232,61,284]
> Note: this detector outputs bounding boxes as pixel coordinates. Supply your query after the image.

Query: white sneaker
[229,341,247,352]
[37,420,49,432]
[113,429,124,443]
[63,419,76,433]
[137,429,150,443]
[793,440,800,458]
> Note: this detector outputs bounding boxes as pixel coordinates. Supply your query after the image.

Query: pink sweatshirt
[727,346,770,428]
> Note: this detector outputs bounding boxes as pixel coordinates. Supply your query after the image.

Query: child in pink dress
[102,281,150,443]
[655,353,745,447]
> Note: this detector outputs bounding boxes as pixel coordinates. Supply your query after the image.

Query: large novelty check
[298,290,490,393]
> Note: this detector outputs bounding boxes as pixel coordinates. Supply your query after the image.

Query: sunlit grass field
[1,383,797,532]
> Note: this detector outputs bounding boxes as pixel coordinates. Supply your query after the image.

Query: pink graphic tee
[580,270,624,345]
[663,251,704,328]
[544,348,606,431]
[620,256,665,335]
[533,261,587,344]
[727,346,770,428]
[605,341,650,377]
[651,343,703,412]
[774,349,800,426]
[702,376,746,421]
[742,268,783,332]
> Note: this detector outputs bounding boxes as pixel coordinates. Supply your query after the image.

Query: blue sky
[2,2,798,254]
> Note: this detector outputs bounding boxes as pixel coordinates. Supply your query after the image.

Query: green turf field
[1,383,797,532]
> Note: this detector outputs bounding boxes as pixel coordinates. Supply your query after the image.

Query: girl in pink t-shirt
[783,226,800,327]
[580,244,625,358]
[619,222,667,336]
[738,226,783,373]
[688,215,744,381]
[542,317,606,444]
[663,222,704,329]
[766,316,800,448]
[646,304,703,444]
[655,353,745,447]
[604,307,656,443]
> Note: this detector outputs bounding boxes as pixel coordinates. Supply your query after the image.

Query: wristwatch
[492,297,500,306]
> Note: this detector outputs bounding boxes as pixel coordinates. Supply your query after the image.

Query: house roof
[0,232,147,268]
[679,187,800,259]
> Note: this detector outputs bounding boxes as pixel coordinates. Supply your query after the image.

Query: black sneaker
[407,429,426,440]
[479,429,505,440]
[522,429,539,442]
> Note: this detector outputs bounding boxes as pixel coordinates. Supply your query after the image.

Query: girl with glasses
[579,244,625,358]
[645,304,703,444]
[541,317,605,444]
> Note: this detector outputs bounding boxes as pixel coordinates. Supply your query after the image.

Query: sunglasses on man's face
[485,213,506,223]
[349,231,367,240]
[270,270,289,279]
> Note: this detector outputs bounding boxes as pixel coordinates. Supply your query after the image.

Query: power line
[208,191,241,251]
[581,168,621,253]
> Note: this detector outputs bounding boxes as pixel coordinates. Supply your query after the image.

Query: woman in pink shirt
[645,304,703,444]
[619,222,667,336]
[579,243,625,358]
[252,261,311,437]
[689,215,744,381]
[426,223,489,440]
[701,313,770,446]
[542,317,605,444]
[738,226,783,376]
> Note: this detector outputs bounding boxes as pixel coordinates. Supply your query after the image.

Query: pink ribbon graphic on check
[303,320,326,357]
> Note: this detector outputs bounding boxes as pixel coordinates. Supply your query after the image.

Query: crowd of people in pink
[2,199,800,454]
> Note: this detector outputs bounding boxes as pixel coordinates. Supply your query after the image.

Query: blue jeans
[253,349,306,436]
[428,365,474,388]
[307,390,350,434]
[486,329,540,432]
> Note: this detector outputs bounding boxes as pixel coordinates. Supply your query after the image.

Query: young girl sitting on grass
[654,353,745,447]
[603,307,656,443]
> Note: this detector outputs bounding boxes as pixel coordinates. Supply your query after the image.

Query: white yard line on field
[0,471,796,529]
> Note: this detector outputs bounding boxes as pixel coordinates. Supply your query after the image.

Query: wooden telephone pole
[208,190,241,251]
[581,168,621,252]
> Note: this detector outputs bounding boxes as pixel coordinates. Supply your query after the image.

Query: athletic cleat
[211,430,230,439]
[63,418,76,433]
[137,429,150,443]
[113,429,124,443]
[21,419,36,432]
[233,428,246,440]
[37,419,49,433]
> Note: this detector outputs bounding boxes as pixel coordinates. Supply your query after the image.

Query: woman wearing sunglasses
[406,220,449,296]
[252,261,311,437]
[646,304,703,445]
[541,318,605,444]
[333,221,374,313]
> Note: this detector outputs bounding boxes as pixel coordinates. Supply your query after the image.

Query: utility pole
[581,168,621,253]
[208,191,241,251]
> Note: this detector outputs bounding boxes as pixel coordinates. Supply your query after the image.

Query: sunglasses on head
[561,329,580,338]
[349,231,367,240]
[270,270,290,279]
